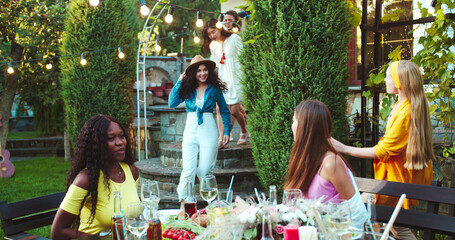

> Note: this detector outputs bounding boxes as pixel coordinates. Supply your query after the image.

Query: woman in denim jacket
[169,55,231,206]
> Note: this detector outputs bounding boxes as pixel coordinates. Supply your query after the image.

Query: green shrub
[60,0,139,146]
[241,0,352,191]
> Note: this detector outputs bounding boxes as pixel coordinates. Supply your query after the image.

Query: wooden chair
[355,177,455,240]
[0,191,66,240]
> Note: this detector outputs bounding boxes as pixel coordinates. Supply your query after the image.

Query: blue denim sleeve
[168,80,184,108]
[217,90,231,136]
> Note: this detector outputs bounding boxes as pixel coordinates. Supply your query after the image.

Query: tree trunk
[0,41,24,150]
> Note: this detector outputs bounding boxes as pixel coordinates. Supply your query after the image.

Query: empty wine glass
[141,181,160,217]
[327,200,351,234]
[283,189,303,206]
[126,202,148,239]
[199,175,218,205]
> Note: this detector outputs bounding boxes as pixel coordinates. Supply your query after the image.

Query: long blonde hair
[396,60,435,169]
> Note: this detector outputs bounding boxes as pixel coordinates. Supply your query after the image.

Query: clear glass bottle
[111,191,123,240]
[261,208,275,240]
[269,185,277,206]
[184,180,197,218]
[364,193,378,233]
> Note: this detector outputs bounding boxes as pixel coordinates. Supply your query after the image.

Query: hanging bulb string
[0,22,235,66]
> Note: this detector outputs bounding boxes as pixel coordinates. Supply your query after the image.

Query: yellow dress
[372,99,433,209]
[60,162,139,234]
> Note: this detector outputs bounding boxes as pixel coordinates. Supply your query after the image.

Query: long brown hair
[284,100,351,194]
[179,63,227,99]
[201,18,232,56]
[396,60,435,169]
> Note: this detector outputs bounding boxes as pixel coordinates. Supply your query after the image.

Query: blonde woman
[331,60,435,239]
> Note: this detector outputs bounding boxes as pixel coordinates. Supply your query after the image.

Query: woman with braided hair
[51,115,139,239]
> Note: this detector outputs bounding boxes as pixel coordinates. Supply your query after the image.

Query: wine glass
[327,200,351,234]
[126,202,148,239]
[141,181,160,216]
[283,189,303,206]
[199,175,218,205]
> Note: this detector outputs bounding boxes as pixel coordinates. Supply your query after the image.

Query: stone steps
[6,137,64,157]
[160,142,254,169]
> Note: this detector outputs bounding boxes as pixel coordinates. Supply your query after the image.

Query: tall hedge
[61,0,139,146]
[241,0,352,190]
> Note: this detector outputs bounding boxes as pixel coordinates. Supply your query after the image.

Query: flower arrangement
[196,196,325,240]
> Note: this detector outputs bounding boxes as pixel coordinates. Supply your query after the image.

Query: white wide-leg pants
[177,112,219,201]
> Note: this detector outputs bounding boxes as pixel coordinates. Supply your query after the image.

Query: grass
[7,131,42,140]
[0,157,70,239]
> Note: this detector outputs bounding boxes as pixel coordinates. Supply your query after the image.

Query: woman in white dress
[202,18,248,148]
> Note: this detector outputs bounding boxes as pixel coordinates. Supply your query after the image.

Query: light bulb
[155,44,161,52]
[140,5,150,16]
[216,21,223,29]
[165,14,173,23]
[233,27,239,32]
[89,0,99,7]
[216,14,224,29]
[118,48,125,59]
[194,36,200,43]
[7,63,14,74]
[46,63,52,69]
[196,19,203,28]
[80,54,87,65]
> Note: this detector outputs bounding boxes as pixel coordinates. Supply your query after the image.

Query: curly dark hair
[66,115,134,226]
[179,63,227,100]
[201,18,232,56]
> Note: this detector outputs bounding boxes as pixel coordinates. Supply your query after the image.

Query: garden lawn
[0,156,70,239]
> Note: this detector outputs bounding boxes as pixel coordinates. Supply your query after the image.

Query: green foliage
[155,0,220,57]
[241,0,352,191]
[413,1,455,155]
[0,0,67,136]
[0,157,69,239]
[61,0,139,146]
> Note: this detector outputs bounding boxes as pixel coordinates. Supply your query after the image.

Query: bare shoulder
[72,170,90,190]
[130,163,139,181]
[321,153,345,175]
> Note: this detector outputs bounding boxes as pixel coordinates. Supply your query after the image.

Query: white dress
[210,34,243,105]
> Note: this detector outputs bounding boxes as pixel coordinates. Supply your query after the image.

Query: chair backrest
[0,191,66,236]
[354,177,455,238]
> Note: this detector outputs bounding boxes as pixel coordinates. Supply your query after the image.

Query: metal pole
[360,0,368,177]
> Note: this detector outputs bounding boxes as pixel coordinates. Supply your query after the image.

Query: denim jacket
[168,80,231,136]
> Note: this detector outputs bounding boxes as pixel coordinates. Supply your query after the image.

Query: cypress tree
[241,0,352,190]
[61,0,138,146]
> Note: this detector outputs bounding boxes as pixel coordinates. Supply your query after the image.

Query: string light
[196,11,203,28]
[7,62,14,74]
[155,39,161,52]
[118,47,125,59]
[233,26,239,32]
[165,5,175,24]
[216,14,223,29]
[80,53,87,65]
[89,0,99,7]
[193,31,200,43]
[139,0,150,16]
[46,59,52,69]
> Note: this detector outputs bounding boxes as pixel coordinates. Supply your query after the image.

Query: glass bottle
[269,185,277,206]
[364,193,378,233]
[111,191,123,240]
[184,180,197,218]
[147,200,163,240]
[261,208,275,240]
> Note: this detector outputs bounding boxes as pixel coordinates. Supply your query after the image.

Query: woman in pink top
[285,100,366,229]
